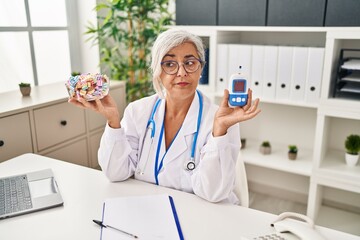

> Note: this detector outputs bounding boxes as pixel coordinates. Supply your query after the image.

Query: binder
[200,48,209,85]
[251,45,265,98]
[216,44,229,93]
[262,46,278,100]
[290,47,308,101]
[227,44,252,86]
[305,47,325,103]
[100,194,184,240]
[276,46,293,100]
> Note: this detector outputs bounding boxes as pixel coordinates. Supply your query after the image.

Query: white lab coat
[98,91,240,204]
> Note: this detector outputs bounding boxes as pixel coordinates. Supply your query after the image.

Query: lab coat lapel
[163,94,199,164]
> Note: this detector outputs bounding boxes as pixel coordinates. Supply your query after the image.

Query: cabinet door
[43,138,88,167]
[87,86,126,131]
[218,0,266,26]
[176,0,217,25]
[325,0,360,26]
[267,0,326,26]
[34,102,86,151]
[0,112,33,162]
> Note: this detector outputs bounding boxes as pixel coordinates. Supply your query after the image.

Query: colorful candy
[65,73,110,101]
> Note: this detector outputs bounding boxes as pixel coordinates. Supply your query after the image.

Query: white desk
[0,153,359,240]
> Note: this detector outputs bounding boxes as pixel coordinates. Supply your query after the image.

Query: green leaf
[86,0,173,103]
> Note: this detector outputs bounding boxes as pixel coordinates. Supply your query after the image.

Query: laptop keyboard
[0,175,33,215]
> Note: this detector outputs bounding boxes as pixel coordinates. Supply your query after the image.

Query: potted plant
[19,82,31,96]
[344,134,360,166]
[86,1,174,103]
[260,141,271,155]
[288,145,298,160]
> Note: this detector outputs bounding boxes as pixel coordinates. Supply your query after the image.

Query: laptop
[0,168,64,219]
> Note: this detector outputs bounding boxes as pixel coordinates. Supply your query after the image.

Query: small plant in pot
[19,82,31,96]
[344,134,360,167]
[260,141,271,155]
[288,145,298,160]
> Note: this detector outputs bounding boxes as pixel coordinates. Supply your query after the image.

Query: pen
[93,219,138,239]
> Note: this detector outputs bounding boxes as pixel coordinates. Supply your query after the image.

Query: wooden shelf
[212,91,319,108]
[173,26,360,237]
[317,205,360,236]
[315,150,360,193]
[242,140,313,176]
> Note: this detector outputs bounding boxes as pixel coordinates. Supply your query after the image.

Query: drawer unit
[0,112,33,162]
[34,102,86,151]
[0,81,126,168]
[43,138,88,167]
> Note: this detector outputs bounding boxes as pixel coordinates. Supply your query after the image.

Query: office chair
[234,151,249,207]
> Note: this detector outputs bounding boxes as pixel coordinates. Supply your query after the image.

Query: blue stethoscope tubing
[145,90,203,185]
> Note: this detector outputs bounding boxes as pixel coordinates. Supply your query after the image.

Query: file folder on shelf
[290,47,308,101]
[99,194,184,240]
[305,47,325,103]
[200,48,209,85]
[251,45,265,99]
[216,44,229,93]
[262,46,278,100]
[276,46,293,100]
[227,44,252,83]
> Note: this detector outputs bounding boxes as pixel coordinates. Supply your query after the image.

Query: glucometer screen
[233,80,245,92]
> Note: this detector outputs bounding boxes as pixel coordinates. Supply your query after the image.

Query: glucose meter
[228,73,249,107]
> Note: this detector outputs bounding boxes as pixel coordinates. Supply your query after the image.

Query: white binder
[216,44,229,93]
[290,47,308,101]
[227,44,252,81]
[276,46,293,100]
[262,46,278,100]
[251,45,264,98]
[305,47,325,103]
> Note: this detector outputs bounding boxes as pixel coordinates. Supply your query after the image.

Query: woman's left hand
[213,89,261,137]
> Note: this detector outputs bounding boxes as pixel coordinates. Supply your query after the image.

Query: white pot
[345,153,359,167]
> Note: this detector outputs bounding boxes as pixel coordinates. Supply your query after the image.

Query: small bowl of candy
[65,73,110,101]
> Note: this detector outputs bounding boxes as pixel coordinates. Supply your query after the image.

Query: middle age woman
[68,28,261,204]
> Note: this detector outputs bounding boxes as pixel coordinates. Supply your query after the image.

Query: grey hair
[150,28,205,98]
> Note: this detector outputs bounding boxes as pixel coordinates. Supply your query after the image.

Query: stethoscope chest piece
[184,159,196,171]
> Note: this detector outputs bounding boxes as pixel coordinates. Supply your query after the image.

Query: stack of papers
[341,59,360,70]
[342,71,360,82]
[99,194,184,240]
[340,82,360,93]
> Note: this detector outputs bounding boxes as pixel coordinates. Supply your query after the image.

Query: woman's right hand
[68,95,121,128]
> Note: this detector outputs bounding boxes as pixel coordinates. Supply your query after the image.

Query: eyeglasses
[161,58,204,75]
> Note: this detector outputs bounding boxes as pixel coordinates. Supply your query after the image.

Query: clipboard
[99,194,184,240]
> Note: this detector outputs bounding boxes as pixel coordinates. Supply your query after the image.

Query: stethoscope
[137,90,203,184]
